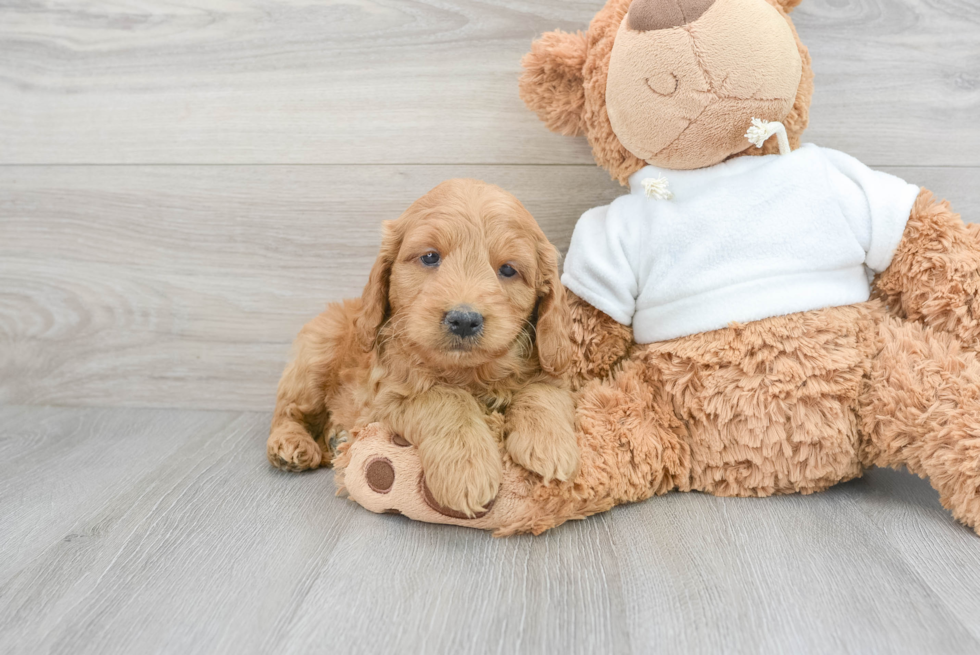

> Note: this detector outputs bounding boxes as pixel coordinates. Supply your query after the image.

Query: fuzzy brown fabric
[565,293,633,390]
[332,0,980,536]
[860,316,980,531]
[519,31,589,137]
[873,189,980,352]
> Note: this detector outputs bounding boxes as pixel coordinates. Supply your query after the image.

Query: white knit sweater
[561,144,921,343]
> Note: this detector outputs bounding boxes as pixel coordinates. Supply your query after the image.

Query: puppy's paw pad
[421,475,495,519]
[327,428,351,460]
[268,431,322,472]
[423,456,501,518]
[507,430,579,483]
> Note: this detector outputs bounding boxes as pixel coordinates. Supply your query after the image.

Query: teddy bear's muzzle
[628,0,716,31]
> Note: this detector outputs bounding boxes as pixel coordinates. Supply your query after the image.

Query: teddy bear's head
[520,0,814,183]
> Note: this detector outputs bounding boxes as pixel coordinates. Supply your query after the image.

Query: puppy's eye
[498,264,517,278]
[420,252,440,267]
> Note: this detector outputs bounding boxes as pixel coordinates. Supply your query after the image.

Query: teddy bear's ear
[519,30,589,137]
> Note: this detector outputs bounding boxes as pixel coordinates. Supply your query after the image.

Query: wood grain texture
[1,165,976,411]
[0,0,978,166]
[1,406,979,655]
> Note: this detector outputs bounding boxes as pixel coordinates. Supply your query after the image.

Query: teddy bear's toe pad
[364,457,395,493]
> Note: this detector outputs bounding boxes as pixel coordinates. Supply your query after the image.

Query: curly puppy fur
[268,180,579,516]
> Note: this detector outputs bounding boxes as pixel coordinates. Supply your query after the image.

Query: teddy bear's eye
[420,252,441,267]
[645,72,679,97]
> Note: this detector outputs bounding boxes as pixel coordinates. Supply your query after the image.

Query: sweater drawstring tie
[642,176,673,200]
[745,118,791,156]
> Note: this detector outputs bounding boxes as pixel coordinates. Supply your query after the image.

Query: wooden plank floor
[1,406,980,655]
[2,0,980,653]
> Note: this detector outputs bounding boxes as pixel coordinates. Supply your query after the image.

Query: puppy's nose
[628,0,715,31]
[444,307,484,339]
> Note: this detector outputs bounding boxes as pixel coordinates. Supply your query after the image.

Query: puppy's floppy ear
[519,30,588,137]
[533,238,572,377]
[355,220,403,351]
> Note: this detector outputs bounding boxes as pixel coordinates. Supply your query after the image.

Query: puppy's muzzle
[443,306,484,339]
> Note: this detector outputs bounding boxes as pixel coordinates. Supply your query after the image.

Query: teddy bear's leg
[566,291,633,389]
[334,423,524,532]
[492,360,688,534]
[336,359,689,535]
[562,359,691,503]
[860,315,980,534]
[873,189,980,353]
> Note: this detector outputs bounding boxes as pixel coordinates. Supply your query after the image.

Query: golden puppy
[267,179,579,516]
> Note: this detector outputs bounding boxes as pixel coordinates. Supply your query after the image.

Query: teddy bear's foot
[334,423,544,534]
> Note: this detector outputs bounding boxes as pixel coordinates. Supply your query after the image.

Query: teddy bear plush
[333,0,980,536]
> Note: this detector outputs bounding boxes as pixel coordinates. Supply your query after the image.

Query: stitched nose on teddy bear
[628,0,716,31]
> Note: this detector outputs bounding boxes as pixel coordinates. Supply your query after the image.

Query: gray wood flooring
[2,407,980,654]
[2,0,980,653]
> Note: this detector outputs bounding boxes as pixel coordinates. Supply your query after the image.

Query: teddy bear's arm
[873,189,980,351]
[565,291,634,389]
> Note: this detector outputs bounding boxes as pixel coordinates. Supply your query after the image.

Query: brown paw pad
[275,455,302,472]
[365,457,395,494]
[420,474,495,519]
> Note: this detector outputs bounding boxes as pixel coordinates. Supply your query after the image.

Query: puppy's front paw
[268,424,324,472]
[506,421,579,483]
[421,431,502,518]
